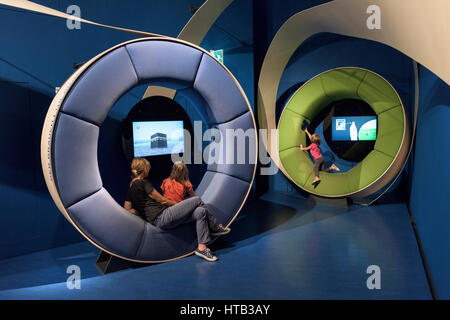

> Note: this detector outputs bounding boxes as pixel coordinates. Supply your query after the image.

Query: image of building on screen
[150,132,168,149]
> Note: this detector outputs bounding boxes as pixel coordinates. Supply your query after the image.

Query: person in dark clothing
[123,158,218,262]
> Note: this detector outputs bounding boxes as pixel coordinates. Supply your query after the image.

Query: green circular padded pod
[278,67,409,198]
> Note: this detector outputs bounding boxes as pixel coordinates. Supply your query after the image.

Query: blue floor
[0,191,432,299]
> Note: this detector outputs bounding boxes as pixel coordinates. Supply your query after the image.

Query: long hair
[131,158,150,178]
[169,161,189,184]
[311,134,321,145]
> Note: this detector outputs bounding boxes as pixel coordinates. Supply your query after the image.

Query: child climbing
[300,126,340,186]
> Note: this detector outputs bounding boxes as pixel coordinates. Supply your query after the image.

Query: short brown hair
[169,161,189,184]
[311,134,321,145]
[131,158,150,177]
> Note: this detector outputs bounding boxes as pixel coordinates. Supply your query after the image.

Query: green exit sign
[210,49,224,63]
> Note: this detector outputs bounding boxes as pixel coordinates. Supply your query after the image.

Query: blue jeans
[153,196,216,245]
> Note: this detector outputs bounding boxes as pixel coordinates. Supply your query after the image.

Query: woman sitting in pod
[161,161,230,236]
[300,127,340,186]
[123,158,220,262]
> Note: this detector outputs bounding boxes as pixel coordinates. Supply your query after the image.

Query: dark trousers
[153,196,213,245]
[313,157,330,177]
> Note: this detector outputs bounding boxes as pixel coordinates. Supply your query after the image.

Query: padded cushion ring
[278,67,409,198]
[41,37,257,263]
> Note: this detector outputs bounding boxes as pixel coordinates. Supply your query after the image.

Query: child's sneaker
[211,224,231,236]
[195,248,218,262]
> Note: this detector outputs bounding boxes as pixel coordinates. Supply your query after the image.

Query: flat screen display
[332,116,377,141]
[133,121,184,157]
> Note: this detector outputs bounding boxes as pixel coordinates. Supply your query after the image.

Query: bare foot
[312,177,320,184]
[331,164,340,171]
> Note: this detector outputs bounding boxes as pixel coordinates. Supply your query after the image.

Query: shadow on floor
[210,193,349,253]
[0,242,101,291]
[212,198,298,251]
[0,192,350,290]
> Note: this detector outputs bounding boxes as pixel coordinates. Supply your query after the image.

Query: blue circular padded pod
[41,37,257,263]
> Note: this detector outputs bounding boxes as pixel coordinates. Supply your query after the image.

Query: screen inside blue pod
[133,121,184,157]
[332,116,377,141]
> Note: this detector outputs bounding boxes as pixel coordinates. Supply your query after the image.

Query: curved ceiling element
[0,0,236,43]
[178,0,234,45]
[0,0,162,37]
[1,0,236,104]
[258,0,450,175]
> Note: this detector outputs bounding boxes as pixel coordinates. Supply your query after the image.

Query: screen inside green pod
[332,116,377,141]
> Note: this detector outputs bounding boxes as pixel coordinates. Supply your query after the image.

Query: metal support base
[95,250,150,274]
[308,194,349,208]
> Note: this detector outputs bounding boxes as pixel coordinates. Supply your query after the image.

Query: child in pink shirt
[161,161,230,236]
[300,128,340,185]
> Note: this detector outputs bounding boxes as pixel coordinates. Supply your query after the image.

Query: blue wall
[201,0,254,106]
[0,0,254,260]
[409,66,450,299]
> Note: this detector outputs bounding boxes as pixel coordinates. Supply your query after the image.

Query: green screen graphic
[332,116,377,141]
[210,49,224,63]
